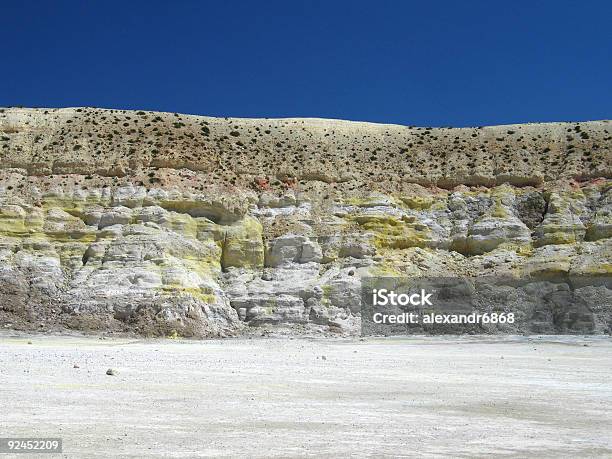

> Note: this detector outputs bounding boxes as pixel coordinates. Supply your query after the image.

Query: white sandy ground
[0,334,611,458]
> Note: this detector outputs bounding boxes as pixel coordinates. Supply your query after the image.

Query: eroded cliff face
[0,107,610,336]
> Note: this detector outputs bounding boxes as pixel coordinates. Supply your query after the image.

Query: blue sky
[2,0,610,126]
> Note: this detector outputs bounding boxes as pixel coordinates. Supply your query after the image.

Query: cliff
[1,107,610,336]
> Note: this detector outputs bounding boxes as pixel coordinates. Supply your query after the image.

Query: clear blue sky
[2,0,610,127]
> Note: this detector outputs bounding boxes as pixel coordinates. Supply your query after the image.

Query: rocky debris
[0,107,610,336]
[265,234,322,267]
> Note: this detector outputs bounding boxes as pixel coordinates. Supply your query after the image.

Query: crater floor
[1,333,611,457]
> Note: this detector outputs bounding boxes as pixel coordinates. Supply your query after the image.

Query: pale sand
[1,334,611,458]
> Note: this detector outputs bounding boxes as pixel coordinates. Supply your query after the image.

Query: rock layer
[0,107,610,336]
